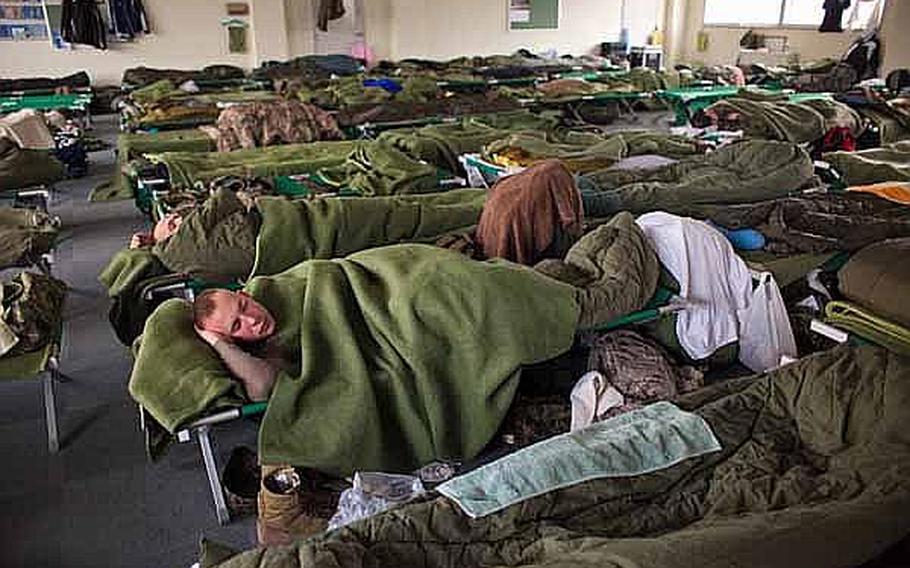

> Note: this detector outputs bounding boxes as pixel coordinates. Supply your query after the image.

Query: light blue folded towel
[438,401,721,518]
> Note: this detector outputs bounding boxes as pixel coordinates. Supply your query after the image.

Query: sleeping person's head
[193,289,276,343]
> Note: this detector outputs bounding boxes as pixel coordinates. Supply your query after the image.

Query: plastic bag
[738,272,797,372]
[327,472,424,531]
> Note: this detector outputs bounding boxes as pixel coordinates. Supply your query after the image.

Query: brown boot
[257,465,328,546]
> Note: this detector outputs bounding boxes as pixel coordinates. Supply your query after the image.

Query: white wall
[0,1,258,86]
[880,0,910,75]
[678,0,863,67]
[378,0,628,60]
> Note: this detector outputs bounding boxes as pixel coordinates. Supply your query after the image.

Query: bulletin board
[508,0,559,30]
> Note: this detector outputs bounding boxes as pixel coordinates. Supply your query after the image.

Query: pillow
[128,298,244,432]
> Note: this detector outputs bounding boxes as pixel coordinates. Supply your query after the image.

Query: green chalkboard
[509,0,559,30]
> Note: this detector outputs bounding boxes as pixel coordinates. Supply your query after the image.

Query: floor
[0,116,258,568]
[0,108,682,568]
[1,111,909,568]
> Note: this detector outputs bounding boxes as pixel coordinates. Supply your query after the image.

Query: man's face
[152,213,183,243]
[199,290,276,343]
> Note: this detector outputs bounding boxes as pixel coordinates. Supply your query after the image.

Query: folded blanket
[825,301,910,356]
[251,245,580,474]
[438,401,721,518]
[839,237,910,329]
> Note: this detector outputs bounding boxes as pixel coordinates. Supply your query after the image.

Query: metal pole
[43,370,59,453]
[196,425,231,525]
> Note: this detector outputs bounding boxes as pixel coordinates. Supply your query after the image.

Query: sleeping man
[123,186,486,282]
[187,213,658,469]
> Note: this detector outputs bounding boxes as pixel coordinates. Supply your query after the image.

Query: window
[704,0,885,29]
[782,0,820,26]
[703,0,781,26]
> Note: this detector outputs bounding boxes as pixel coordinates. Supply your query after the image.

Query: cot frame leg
[43,370,59,454]
[197,425,231,525]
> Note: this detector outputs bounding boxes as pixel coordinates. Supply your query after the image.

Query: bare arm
[203,335,278,401]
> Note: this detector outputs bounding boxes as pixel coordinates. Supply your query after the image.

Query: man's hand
[129,232,155,249]
[195,326,227,347]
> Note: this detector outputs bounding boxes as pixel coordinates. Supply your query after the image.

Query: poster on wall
[509,0,558,30]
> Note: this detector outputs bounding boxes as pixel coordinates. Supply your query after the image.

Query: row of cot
[103,131,902,524]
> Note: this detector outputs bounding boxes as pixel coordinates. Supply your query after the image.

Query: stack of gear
[53,121,88,178]
[205,100,344,152]
[573,330,703,428]
[829,237,910,355]
[0,271,66,358]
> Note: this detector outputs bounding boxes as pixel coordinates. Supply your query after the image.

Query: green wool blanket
[251,189,487,277]
[149,140,440,196]
[91,129,215,201]
[248,245,580,474]
[378,111,557,173]
[130,245,581,471]
[205,345,910,568]
[824,141,910,186]
[582,139,814,215]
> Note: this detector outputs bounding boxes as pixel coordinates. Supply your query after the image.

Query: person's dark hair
[193,289,227,329]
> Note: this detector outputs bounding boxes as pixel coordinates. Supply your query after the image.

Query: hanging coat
[60,0,107,49]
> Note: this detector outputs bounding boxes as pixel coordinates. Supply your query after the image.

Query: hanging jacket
[317,0,346,32]
[107,0,149,40]
[820,0,851,32]
[60,0,107,49]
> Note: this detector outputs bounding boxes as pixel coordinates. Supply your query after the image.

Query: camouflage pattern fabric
[0,271,66,357]
[214,100,344,152]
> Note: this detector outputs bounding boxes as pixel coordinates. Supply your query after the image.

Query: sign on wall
[509,0,558,30]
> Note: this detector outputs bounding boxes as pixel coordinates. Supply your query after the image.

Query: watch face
[263,467,301,495]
